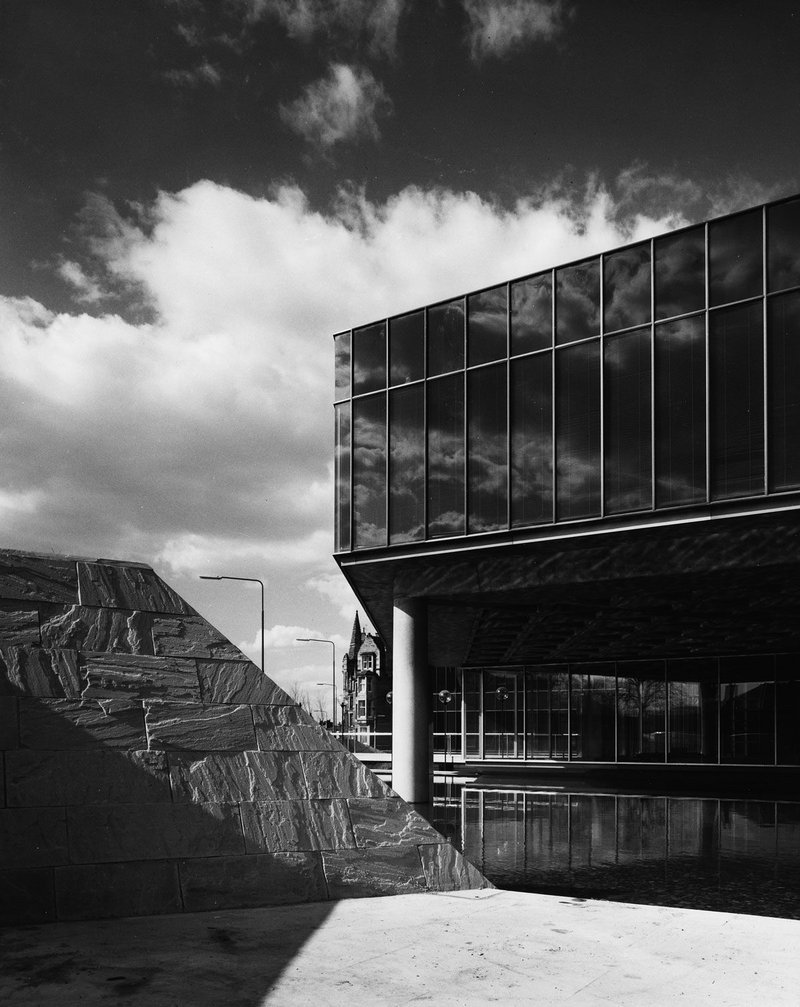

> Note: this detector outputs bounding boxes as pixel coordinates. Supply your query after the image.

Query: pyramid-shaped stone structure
[0,549,488,924]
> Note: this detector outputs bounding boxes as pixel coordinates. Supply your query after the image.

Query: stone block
[0,697,18,749]
[81,653,200,702]
[77,561,194,615]
[300,751,391,799]
[0,603,40,645]
[255,715,342,753]
[417,843,491,892]
[322,846,428,898]
[0,647,81,698]
[39,603,155,655]
[152,616,245,660]
[0,867,56,924]
[6,749,170,807]
[145,701,255,751]
[19,698,147,749]
[0,807,68,867]
[197,661,294,705]
[55,860,182,920]
[67,802,245,863]
[168,750,307,802]
[179,852,327,911]
[346,797,444,848]
[241,799,356,853]
[0,551,79,604]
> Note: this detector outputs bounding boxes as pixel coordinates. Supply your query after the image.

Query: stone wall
[0,550,488,924]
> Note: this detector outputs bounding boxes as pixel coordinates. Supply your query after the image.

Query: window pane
[556,341,601,519]
[556,259,600,345]
[352,394,386,549]
[334,402,351,552]
[776,655,800,764]
[511,273,551,354]
[511,353,553,526]
[604,243,651,332]
[483,670,521,758]
[468,285,507,366]
[667,658,718,763]
[709,209,762,306]
[428,299,464,376]
[467,364,507,532]
[524,667,568,759]
[334,331,351,401]
[352,321,386,395]
[768,291,800,491]
[654,225,705,320]
[719,656,775,764]
[655,316,706,506]
[389,310,424,386]
[617,661,665,762]
[570,667,615,761]
[767,197,800,292]
[709,302,764,499]
[389,384,424,544]
[427,373,465,537]
[604,328,651,513]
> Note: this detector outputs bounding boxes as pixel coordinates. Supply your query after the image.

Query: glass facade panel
[604,328,651,513]
[667,659,718,763]
[427,373,465,537]
[389,310,424,386]
[510,273,551,354]
[709,301,764,499]
[617,661,665,762]
[464,670,481,757]
[709,209,762,307]
[389,384,424,544]
[467,285,507,366]
[570,666,615,760]
[654,225,705,320]
[432,667,462,755]
[334,331,351,401]
[352,321,386,395]
[556,259,600,345]
[467,364,507,533]
[604,243,651,332]
[767,197,800,292]
[428,299,464,376]
[556,340,601,519]
[334,402,351,552]
[767,291,800,491]
[719,656,775,764]
[510,353,553,527]
[776,655,800,764]
[654,315,706,506]
[352,394,386,549]
[483,670,521,758]
[524,668,567,758]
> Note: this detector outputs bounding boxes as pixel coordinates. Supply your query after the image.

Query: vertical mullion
[423,311,428,539]
[704,224,711,503]
[763,204,769,495]
[349,331,354,551]
[384,321,389,547]
[506,282,512,530]
[463,300,468,534]
[551,268,557,524]
[599,253,605,518]
[650,237,656,511]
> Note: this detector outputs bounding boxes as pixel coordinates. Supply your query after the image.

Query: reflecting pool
[426,784,800,919]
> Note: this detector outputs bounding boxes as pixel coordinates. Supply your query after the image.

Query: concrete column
[391,597,430,804]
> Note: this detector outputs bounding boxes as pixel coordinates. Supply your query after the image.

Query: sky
[2,0,800,717]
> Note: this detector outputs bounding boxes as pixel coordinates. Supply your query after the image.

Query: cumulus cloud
[164,59,223,88]
[463,0,569,60]
[280,63,392,151]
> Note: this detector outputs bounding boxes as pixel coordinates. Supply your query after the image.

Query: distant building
[341,612,391,750]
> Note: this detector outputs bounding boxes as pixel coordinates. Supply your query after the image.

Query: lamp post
[199,575,265,673]
[297,637,336,733]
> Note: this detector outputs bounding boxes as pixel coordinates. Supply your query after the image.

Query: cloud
[55,260,105,304]
[463,0,570,60]
[164,59,223,88]
[280,64,392,151]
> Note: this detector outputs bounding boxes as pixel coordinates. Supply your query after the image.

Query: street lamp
[297,637,336,732]
[199,575,265,673]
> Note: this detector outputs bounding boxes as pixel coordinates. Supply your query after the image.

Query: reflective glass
[428,299,464,376]
[654,226,705,320]
[510,353,553,526]
[468,285,507,366]
[767,197,800,292]
[389,310,424,386]
[352,321,386,395]
[389,384,424,544]
[570,666,616,760]
[768,291,800,491]
[352,394,386,549]
[427,373,465,537]
[467,364,507,533]
[654,316,706,506]
[334,402,351,552]
[667,658,718,763]
[524,667,568,758]
[510,273,551,354]
[604,243,651,332]
[776,655,800,764]
[483,670,522,758]
[555,341,601,519]
[464,670,481,756]
[709,209,762,307]
[334,331,351,401]
[719,656,775,764]
[617,661,665,762]
[604,329,652,513]
[556,259,600,345]
[709,302,764,499]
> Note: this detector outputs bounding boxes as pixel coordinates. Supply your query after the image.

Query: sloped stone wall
[0,550,488,924]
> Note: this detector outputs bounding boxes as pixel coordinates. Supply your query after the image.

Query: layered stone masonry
[0,549,489,923]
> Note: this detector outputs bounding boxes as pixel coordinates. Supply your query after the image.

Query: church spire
[347,611,362,659]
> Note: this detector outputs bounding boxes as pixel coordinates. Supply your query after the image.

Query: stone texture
[0,647,81,698]
[0,697,18,749]
[0,807,68,867]
[347,797,444,848]
[67,802,245,863]
[152,617,245,660]
[418,843,494,892]
[0,603,40,646]
[198,660,295,705]
[145,702,255,750]
[0,551,78,604]
[301,750,391,799]
[0,867,55,924]
[77,561,194,615]
[40,603,155,654]
[179,852,328,911]
[168,751,307,803]
[322,846,428,898]
[241,799,356,853]
[255,713,342,753]
[6,749,170,807]
[19,698,147,749]
[81,652,200,701]
[55,860,181,920]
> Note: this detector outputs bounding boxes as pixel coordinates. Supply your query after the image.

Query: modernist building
[333,195,800,802]
[341,612,391,750]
